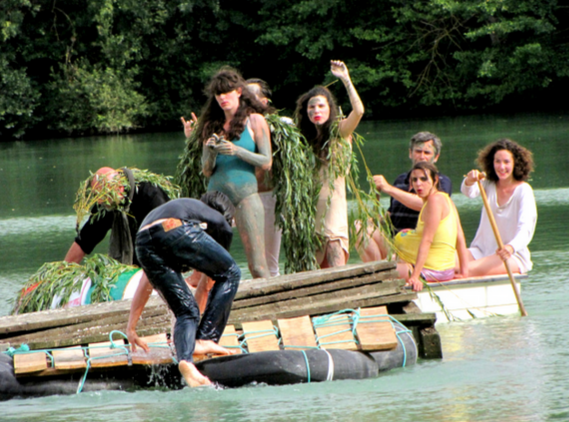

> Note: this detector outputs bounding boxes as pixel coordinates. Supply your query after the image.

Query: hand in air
[330,60,350,81]
[181,112,198,138]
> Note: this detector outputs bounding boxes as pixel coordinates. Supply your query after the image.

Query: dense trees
[1,0,567,139]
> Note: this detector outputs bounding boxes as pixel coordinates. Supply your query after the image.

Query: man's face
[409,140,439,164]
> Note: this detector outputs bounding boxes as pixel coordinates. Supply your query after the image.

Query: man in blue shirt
[357,131,452,261]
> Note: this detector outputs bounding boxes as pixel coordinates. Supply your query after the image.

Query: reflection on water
[1,113,569,420]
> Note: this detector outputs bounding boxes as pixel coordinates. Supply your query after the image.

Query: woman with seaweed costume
[294,61,364,268]
[196,67,272,279]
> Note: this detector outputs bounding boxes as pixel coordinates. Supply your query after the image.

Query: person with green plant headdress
[294,60,364,268]
[65,167,180,266]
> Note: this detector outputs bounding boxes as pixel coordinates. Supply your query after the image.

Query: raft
[0,309,416,400]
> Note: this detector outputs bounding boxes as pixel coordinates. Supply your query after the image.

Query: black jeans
[136,220,240,363]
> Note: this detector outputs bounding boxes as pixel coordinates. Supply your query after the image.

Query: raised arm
[181,113,198,139]
[213,113,272,171]
[331,61,364,140]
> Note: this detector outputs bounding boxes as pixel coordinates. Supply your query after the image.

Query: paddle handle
[476,180,528,317]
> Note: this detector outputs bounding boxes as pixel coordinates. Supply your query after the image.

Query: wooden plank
[233,270,400,309]
[241,320,280,353]
[0,296,168,337]
[5,314,171,350]
[229,291,418,324]
[219,325,242,354]
[14,351,48,374]
[235,261,397,300]
[355,306,397,351]
[132,333,174,365]
[278,316,317,350]
[313,314,357,350]
[88,340,129,368]
[229,281,410,323]
[52,346,86,370]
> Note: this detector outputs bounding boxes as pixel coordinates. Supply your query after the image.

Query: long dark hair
[294,86,338,159]
[477,138,534,182]
[196,67,267,143]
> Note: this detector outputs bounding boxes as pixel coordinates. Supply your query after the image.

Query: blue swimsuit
[207,125,258,205]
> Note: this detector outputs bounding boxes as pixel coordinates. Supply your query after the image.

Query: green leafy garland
[266,113,320,273]
[175,131,208,198]
[175,114,320,273]
[11,254,136,314]
[74,168,181,231]
[320,119,394,257]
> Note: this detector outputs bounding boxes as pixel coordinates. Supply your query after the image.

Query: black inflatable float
[1,322,416,400]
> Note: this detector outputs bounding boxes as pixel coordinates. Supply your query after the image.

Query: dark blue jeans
[136,220,240,363]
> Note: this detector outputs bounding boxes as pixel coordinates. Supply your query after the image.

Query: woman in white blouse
[462,139,537,276]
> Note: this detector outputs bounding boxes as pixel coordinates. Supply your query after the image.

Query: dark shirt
[75,182,170,261]
[388,171,453,233]
[140,198,233,251]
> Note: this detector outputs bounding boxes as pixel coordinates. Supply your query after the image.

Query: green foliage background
[2,0,568,139]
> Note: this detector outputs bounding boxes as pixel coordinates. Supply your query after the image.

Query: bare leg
[355,220,388,262]
[192,273,214,314]
[178,360,211,387]
[320,239,348,268]
[235,194,270,278]
[194,339,238,356]
[466,253,521,277]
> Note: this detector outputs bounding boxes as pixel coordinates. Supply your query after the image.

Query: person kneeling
[127,192,240,387]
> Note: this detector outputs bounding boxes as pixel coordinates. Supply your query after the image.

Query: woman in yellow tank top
[394,161,469,291]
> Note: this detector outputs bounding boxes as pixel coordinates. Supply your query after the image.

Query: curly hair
[411,161,440,190]
[196,67,267,143]
[294,86,339,159]
[476,138,534,182]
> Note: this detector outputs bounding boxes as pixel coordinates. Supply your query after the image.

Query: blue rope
[300,350,310,383]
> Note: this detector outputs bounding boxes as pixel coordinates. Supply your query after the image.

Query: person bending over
[126,192,240,387]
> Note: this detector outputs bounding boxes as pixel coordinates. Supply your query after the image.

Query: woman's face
[493,149,515,181]
[215,88,242,113]
[307,95,330,125]
[410,169,436,199]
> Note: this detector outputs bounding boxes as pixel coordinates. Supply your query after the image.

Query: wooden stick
[476,179,528,317]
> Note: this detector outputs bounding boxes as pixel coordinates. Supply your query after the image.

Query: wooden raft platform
[11,306,399,377]
[0,261,441,360]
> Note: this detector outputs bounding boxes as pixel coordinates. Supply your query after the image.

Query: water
[1,113,569,420]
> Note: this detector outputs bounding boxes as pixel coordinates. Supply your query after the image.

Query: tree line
[2,0,568,140]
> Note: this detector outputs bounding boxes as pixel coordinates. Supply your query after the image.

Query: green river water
[0,112,568,421]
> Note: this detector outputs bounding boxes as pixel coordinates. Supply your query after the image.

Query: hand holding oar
[474,175,528,317]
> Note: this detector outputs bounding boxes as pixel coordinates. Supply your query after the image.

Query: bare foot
[178,360,211,388]
[194,339,238,356]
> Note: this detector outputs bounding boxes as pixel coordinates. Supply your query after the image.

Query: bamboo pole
[477,180,528,317]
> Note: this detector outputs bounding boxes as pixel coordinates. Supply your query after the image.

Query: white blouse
[461,179,537,272]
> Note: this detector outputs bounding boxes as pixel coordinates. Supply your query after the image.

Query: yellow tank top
[393,193,457,270]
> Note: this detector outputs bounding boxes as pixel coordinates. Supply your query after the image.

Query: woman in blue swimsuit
[197,68,272,279]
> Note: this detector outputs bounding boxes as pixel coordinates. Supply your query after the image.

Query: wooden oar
[476,179,528,317]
